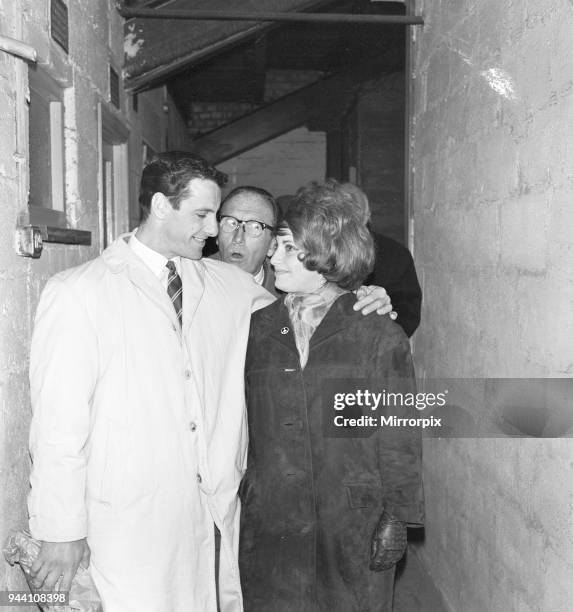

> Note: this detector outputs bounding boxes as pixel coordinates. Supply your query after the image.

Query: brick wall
[188,70,324,136]
[188,101,259,137]
[351,73,406,243]
[217,126,326,197]
[411,1,573,610]
[264,69,325,101]
[337,73,406,243]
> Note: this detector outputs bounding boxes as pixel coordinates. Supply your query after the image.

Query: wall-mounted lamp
[14,226,43,258]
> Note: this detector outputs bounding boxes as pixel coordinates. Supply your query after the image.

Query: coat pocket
[98,427,124,505]
[345,483,383,509]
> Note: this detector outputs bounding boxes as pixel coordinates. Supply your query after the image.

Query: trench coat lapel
[103,235,210,334]
[264,298,299,355]
[103,235,181,329]
[262,294,356,355]
[180,259,206,337]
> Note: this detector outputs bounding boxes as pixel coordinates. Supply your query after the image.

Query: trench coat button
[184,369,192,379]
[196,473,202,483]
[189,422,197,432]
[171,323,178,332]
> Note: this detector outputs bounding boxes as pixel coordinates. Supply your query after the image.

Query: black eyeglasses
[218,215,275,237]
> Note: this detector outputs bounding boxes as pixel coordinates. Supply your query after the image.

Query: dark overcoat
[240,293,424,611]
[365,233,422,338]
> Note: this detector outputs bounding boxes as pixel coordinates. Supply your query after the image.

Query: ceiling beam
[123,0,341,92]
[119,8,423,25]
[117,0,169,9]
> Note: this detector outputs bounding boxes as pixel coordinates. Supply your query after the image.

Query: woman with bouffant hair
[239,180,424,611]
[277,184,374,290]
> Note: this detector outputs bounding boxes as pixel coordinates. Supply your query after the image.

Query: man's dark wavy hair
[139,151,227,221]
[280,179,375,290]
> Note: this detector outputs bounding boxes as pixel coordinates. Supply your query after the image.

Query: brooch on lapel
[281,327,289,335]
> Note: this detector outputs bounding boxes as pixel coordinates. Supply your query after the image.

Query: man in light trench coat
[27,152,391,611]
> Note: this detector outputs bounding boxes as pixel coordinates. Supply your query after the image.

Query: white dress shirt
[129,231,181,290]
[253,265,265,286]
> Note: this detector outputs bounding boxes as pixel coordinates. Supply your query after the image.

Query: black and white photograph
[0,1,572,611]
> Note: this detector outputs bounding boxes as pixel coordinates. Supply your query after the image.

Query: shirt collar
[253,265,265,286]
[129,231,180,279]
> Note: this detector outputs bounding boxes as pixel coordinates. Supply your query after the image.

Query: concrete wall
[0,1,188,603]
[342,73,406,244]
[411,1,573,610]
[217,126,326,197]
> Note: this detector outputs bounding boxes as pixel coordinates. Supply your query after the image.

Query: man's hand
[354,285,395,317]
[29,539,90,591]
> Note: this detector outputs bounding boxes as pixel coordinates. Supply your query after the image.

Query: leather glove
[369,508,407,571]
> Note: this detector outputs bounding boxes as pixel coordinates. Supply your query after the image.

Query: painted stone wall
[0,2,189,606]
[411,1,573,610]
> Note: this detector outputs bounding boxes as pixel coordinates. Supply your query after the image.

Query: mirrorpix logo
[321,378,445,438]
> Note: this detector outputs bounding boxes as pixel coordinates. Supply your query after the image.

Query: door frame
[97,103,129,250]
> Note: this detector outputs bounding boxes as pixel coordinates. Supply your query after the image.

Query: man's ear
[267,237,277,258]
[150,192,171,220]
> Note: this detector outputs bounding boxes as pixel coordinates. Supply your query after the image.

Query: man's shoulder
[201,257,253,285]
[34,256,111,322]
[373,233,413,260]
[191,258,275,310]
[44,236,131,294]
[370,232,417,285]
[47,254,108,292]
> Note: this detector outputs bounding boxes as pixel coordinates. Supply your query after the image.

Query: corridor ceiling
[120,0,408,161]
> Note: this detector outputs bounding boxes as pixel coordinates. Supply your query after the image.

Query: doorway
[98,104,129,249]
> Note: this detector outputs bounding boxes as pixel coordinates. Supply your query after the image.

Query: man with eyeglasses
[212,186,394,314]
[212,186,280,295]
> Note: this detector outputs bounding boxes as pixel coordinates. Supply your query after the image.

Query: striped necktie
[166,260,183,328]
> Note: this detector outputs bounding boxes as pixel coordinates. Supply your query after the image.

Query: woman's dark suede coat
[240,293,424,612]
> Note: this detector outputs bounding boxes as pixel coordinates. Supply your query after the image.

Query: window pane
[28,88,53,209]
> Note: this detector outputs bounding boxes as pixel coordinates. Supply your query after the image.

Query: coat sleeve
[370,333,424,526]
[383,256,422,338]
[28,276,98,541]
[369,235,422,337]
